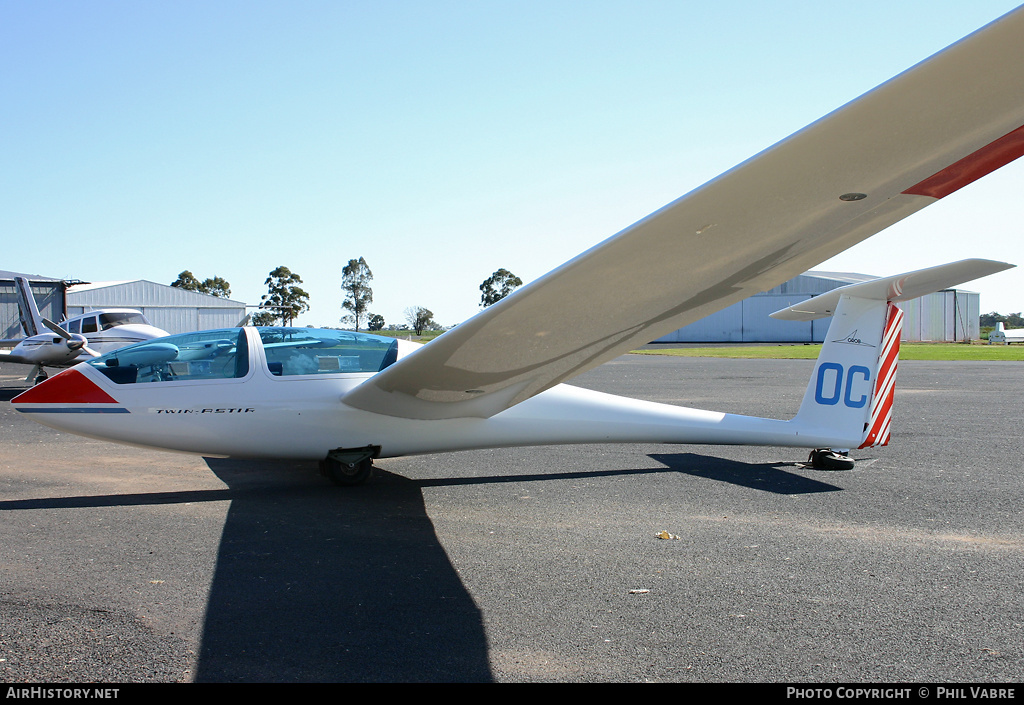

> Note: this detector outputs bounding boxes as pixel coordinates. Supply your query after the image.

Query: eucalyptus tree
[170,270,232,298]
[479,268,522,307]
[254,265,309,326]
[341,257,373,330]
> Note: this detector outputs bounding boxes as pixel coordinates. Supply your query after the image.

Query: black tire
[322,457,374,486]
[810,449,855,471]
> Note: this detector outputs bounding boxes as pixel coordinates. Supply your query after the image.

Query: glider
[988,321,1024,344]
[11,7,1024,484]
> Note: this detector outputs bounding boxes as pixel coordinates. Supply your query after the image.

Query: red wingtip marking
[903,124,1024,200]
[12,369,118,404]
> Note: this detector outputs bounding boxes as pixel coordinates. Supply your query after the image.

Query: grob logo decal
[829,329,876,347]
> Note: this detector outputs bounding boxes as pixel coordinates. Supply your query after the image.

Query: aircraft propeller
[41,318,101,358]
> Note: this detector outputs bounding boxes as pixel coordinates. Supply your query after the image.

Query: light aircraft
[10,7,1024,484]
[0,277,169,383]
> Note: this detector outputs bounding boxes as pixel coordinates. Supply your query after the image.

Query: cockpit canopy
[87,327,399,384]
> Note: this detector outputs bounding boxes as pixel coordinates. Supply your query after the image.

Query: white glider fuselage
[14,331,844,461]
[8,259,1015,472]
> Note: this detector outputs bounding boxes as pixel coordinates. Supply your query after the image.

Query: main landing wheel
[808,449,855,471]
[320,456,374,486]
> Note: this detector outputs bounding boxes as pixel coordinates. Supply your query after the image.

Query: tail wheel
[809,449,855,471]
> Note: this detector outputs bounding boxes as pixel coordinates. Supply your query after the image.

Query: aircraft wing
[0,349,37,366]
[343,7,1024,421]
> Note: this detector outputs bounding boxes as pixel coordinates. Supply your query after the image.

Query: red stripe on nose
[12,369,118,404]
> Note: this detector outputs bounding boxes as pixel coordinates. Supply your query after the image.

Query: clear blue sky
[3,1,1023,328]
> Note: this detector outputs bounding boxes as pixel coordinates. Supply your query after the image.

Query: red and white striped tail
[859,303,904,448]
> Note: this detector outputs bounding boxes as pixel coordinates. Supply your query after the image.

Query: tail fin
[786,294,894,449]
[773,259,1013,450]
[14,277,44,338]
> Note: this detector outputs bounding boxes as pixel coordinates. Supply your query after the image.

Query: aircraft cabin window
[258,327,398,376]
[81,316,98,334]
[88,328,250,384]
[99,312,147,329]
[68,319,81,334]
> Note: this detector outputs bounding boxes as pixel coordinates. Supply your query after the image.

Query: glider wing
[344,8,1024,420]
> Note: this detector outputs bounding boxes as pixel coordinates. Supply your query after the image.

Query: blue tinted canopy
[88,327,399,384]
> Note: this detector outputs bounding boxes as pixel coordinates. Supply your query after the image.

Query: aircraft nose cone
[12,368,119,405]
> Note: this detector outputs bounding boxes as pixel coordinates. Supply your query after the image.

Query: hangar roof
[67,279,246,307]
[0,270,67,282]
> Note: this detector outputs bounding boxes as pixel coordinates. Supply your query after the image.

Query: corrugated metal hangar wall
[900,289,980,342]
[654,271,981,343]
[0,272,66,339]
[67,280,247,335]
[2,271,983,343]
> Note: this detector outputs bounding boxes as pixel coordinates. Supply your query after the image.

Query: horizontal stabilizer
[770,259,1014,322]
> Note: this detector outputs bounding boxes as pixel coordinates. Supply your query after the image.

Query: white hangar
[654,270,982,343]
[67,280,247,335]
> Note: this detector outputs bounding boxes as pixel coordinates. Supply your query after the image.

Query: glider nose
[12,368,119,406]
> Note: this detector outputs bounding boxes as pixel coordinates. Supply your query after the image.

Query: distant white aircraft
[988,321,1024,344]
[9,7,1024,483]
[1,277,168,383]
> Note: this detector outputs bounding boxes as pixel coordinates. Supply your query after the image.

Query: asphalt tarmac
[0,356,1021,683]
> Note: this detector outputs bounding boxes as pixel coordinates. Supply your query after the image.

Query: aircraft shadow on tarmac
[0,458,494,682]
[193,458,493,683]
[191,453,837,681]
[415,452,843,496]
[0,387,29,402]
[648,452,844,495]
[0,449,837,682]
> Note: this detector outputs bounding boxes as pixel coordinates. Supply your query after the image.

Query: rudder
[859,303,903,448]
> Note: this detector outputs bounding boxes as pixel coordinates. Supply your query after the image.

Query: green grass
[630,343,1024,361]
[374,329,447,342]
